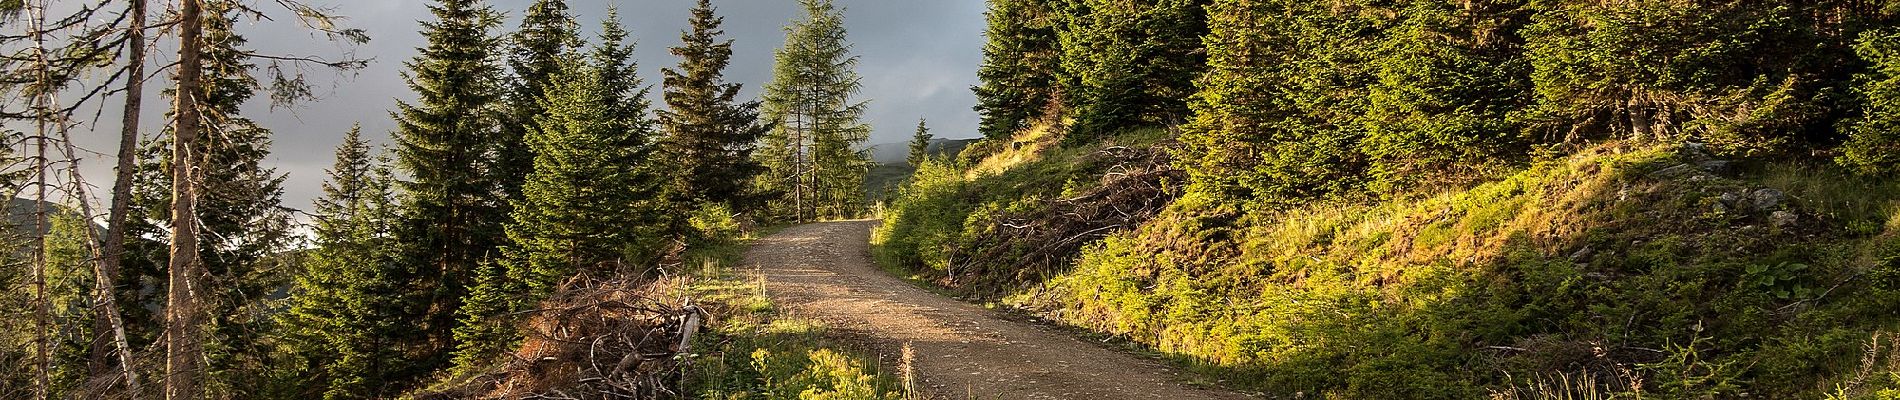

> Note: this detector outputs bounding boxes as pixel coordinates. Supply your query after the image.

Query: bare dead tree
[27,3,52,398]
[164,1,206,399]
[0,0,365,396]
[93,0,145,390]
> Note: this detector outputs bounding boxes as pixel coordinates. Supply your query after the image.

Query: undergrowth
[423,216,909,399]
[872,126,1172,295]
[876,121,1900,398]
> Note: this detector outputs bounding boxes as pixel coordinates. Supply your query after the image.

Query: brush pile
[424,275,706,399]
[947,144,1183,296]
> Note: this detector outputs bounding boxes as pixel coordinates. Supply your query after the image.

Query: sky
[63,0,988,217]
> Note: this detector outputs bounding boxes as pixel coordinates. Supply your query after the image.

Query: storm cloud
[72,0,987,217]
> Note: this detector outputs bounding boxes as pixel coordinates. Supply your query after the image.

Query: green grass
[877,126,1900,398]
[871,126,1170,294]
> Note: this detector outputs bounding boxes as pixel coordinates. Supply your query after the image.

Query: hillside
[875,123,1900,398]
[863,138,979,165]
[862,138,982,199]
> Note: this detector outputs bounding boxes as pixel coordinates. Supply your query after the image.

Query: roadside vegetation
[877,0,1900,398]
[880,120,1900,398]
[425,216,908,398]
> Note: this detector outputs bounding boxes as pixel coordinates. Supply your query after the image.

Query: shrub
[1844,29,1900,176]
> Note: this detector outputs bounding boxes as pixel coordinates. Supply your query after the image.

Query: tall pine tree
[392,0,508,374]
[659,0,770,226]
[1054,0,1210,138]
[498,0,579,206]
[972,0,1064,139]
[277,126,407,400]
[457,11,665,365]
[758,0,871,222]
[510,10,661,289]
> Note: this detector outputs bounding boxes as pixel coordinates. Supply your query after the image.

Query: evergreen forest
[3,0,1900,399]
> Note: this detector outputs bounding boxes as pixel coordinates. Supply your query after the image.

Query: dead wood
[420,275,706,399]
[946,144,1184,296]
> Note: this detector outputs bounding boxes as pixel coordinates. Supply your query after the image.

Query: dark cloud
[73,0,985,216]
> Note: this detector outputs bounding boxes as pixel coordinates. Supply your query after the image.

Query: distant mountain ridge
[863,138,979,165]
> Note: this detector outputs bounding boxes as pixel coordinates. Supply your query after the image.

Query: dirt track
[742,220,1252,400]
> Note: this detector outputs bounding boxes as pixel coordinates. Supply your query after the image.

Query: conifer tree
[1177,0,1329,200]
[1522,1,1870,152]
[908,119,933,167]
[35,212,99,398]
[659,0,770,223]
[1843,28,1900,175]
[278,126,407,400]
[498,0,579,205]
[163,0,210,395]
[391,0,508,371]
[758,0,871,221]
[973,0,1063,139]
[1180,0,1524,200]
[1055,0,1210,138]
[510,11,660,289]
[1360,0,1530,191]
[457,12,665,364]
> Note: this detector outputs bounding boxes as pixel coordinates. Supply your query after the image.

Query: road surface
[742,220,1252,399]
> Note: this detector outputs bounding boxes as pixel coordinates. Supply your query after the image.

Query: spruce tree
[908,119,933,167]
[457,12,665,364]
[972,0,1063,139]
[659,0,770,223]
[1359,0,1530,191]
[36,212,99,398]
[1055,0,1210,138]
[510,11,661,287]
[391,0,508,371]
[1178,0,1332,200]
[498,0,579,205]
[1523,1,1870,152]
[758,0,871,221]
[278,126,407,400]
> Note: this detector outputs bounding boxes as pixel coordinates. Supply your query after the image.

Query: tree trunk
[164,0,206,398]
[93,0,146,394]
[28,1,53,396]
[793,106,806,223]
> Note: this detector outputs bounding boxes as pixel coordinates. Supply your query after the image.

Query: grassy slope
[873,125,1171,291]
[876,125,1900,398]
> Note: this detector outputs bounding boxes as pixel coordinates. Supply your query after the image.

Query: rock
[1719,192,1742,207]
[1649,163,1699,179]
[1697,160,1732,174]
[1680,142,1710,157]
[1569,246,1595,261]
[1751,189,1786,210]
[1771,211,1798,228]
